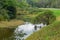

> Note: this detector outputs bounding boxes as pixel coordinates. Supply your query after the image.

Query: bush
[6,6,16,19]
[32,10,56,25]
[0,9,9,21]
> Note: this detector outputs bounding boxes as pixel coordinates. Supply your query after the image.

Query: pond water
[14,22,46,40]
[0,22,46,40]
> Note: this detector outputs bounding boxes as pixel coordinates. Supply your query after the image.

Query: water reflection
[14,22,46,40]
[0,27,15,40]
[0,22,46,40]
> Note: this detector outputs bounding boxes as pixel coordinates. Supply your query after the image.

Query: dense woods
[27,0,60,8]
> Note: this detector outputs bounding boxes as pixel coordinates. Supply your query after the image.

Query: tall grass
[0,20,24,28]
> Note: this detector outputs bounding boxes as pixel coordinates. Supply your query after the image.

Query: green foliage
[40,10,56,25]
[7,6,16,19]
[0,9,9,21]
[31,10,56,24]
[27,0,60,8]
[0,0,60,22]
[0,0,16,21]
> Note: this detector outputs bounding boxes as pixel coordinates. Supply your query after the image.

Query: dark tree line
[27,0,60,8]
[0,0,58,21]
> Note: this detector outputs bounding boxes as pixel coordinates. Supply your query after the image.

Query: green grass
[49,9,60,21]
[26,21,60,40]
[39,8,60,16]
[51,10,60,16]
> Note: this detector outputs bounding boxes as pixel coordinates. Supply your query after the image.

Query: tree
[42,10,56,25]
[6,6,16,19]
[32,10,56,25]
[27,0,60,8]
[0,0,17,21]
[0,8,9,21]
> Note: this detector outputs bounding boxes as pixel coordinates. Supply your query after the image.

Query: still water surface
[0,22,46,40]
[14,22,46,40]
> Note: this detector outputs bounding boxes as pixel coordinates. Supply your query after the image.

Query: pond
[0,22,46,40]
[14,22,46,40]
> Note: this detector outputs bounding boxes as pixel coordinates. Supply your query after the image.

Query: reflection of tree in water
[34,25,37,30]
[13,30,27,40]
[7,30,27,40]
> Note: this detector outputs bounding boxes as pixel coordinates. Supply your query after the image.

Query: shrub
[0,9,9,21]
[32,10,56,25]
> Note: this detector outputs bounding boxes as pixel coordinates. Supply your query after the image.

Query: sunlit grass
[51,10,60,16]
[39,8,60,16]
[0,20,24,28]
[56,16,60,21]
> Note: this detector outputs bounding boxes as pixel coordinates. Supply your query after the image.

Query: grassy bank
[26,21,60,40]
[26,8,60,40]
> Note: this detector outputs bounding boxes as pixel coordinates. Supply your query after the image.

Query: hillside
[26,21,60,40]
